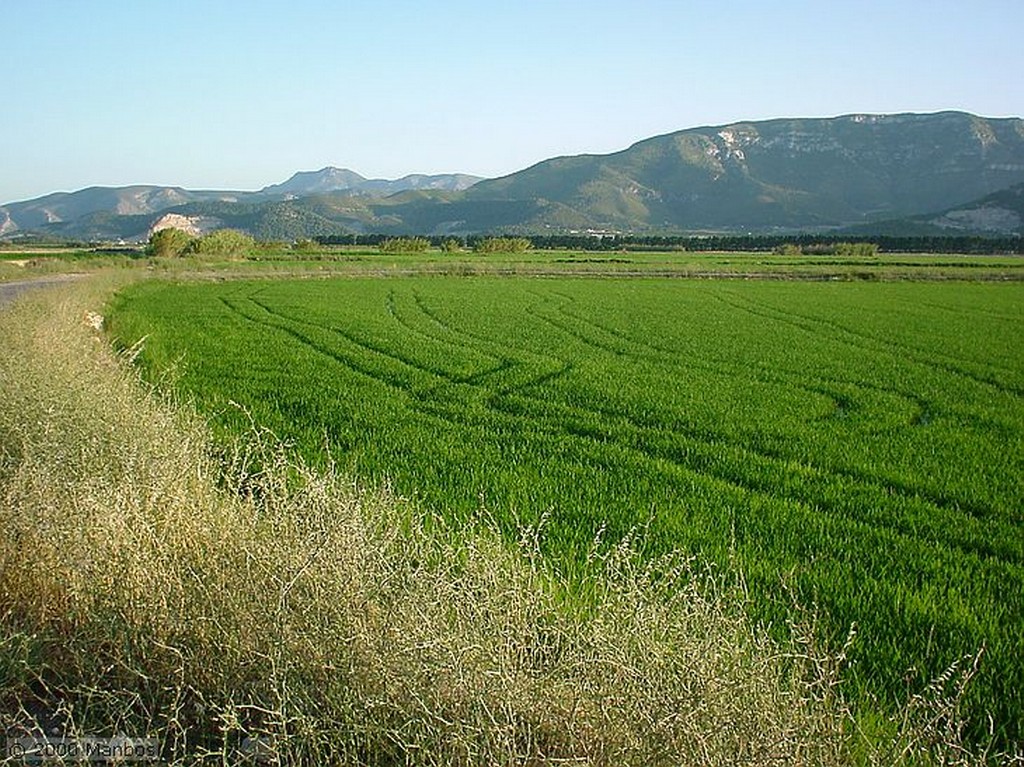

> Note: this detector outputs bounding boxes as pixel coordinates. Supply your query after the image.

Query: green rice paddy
[108,272,1024,744]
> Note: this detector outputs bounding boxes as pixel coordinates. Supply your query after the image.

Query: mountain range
[0,171,480,239]
[2,111,1023,241]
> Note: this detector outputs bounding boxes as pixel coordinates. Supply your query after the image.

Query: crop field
[108,273,1024,744]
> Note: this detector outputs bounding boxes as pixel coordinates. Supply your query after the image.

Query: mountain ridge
[3,111,1023,240]
[0,169,482,238]
[463,111,1024,232]
[257,167,482,198]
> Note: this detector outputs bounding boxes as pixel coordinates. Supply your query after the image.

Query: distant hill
[0,186,237,236]
[136,191,559,241]
[918,182,1024,236]
[843,183,1024,237]
[3,112,1023,240]
[257,168,482,198]
[0,169,482,239]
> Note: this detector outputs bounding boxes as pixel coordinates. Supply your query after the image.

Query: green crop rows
[109,275,1024,744]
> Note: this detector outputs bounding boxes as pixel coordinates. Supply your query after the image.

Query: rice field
[108,274,1024,746]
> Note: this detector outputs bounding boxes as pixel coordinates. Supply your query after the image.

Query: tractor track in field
[214,282,1013,564]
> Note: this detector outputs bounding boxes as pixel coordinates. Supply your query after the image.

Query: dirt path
[0,274,86,309]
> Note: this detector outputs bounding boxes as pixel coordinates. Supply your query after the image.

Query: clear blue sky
[2,0,1021,203]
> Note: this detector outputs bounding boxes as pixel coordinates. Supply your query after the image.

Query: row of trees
[322,233,1023,255]
[773,241,880,256]
[148,227,1022,258]
[376,236,534,254]
[498,233,1024,255]
[323,234,538,252]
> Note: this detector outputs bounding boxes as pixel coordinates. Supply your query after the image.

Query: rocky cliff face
[148,213,219,238]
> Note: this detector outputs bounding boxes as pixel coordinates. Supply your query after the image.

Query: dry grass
[0,276,1013,765]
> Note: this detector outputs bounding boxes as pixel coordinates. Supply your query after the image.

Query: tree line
[136,228,1024,258]
[316,233,1023,255]
[9,229,1021,257]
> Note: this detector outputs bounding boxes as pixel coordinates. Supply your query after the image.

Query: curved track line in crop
[749,290,1024,384]
[493,389,1018,567]
[384,288,500,366]
[216,283,1016,562]
[524,285,957,475]
[507,375,1015,561]
[490,361,1009,560]
[224,290,574,432]
[365,284,1007,543]
[525,298,630,359]
[716,290,1024,398]
[219,295,404,391]
[235,283,1011,543]
[913,298,1022,324]
[531,284,936,429]
[218,295,468,435]
[249,293,471,387]
[405,288,579,393]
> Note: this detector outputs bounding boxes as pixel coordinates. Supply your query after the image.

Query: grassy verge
[0,275,1011,765]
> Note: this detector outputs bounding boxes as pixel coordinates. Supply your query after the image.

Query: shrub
[795,242,881,257]
[379,237,430,254]
[291,238,319,253]
[146,227,194,258]
[834,241,880,256]
[188,229,256,258]
[473,237,534,254]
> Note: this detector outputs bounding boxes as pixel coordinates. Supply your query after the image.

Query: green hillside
[466,112,1024,231]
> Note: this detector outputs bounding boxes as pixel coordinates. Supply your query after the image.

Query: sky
[2,0,1021,203]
